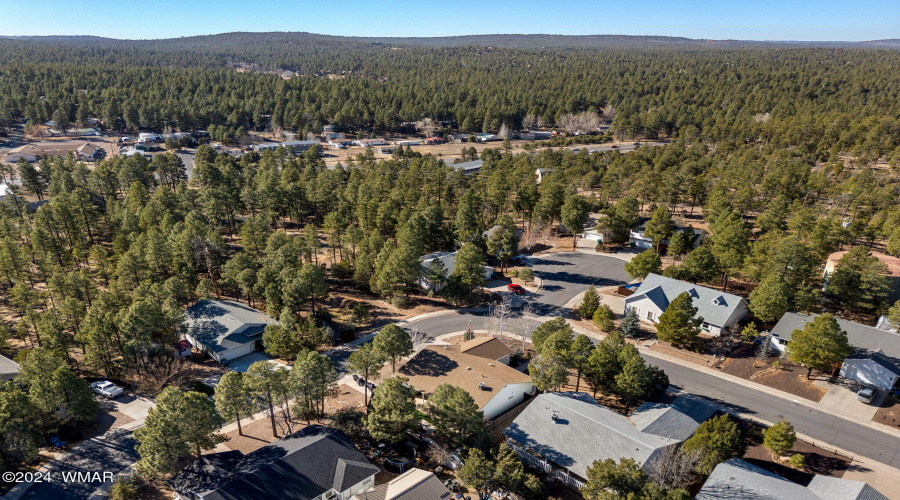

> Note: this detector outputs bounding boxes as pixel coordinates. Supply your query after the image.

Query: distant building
[518,130,553,141]
[535,168,553,184]
[504,392,717,488]
[475,133,497,142]
[354,138,387,148]
[629,224,706,250]
[624,273,748,336]
[449,159,482,175]
[252,142,281,152]
[397,345,536,420]
[281,140,318,153]
[448,134,472,143]
[170,425,379,500]
[377,147,396,155]
[182,299,278,364]
[824,250,900,302]
[423,137,445,145]
[2,142,103,163]
[769,312,900,390]
[696,458,888,500]
[454,336,513,365]
[394,139,421,146]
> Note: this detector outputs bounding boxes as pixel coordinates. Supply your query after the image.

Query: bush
[578,285,600,319]
[518,266,535,283]
[763,420,796,457]
[389,295,412,309]
[509,269,519,278]
[108,476,141,500]
[592,304,615,331]
[789,453,806,468]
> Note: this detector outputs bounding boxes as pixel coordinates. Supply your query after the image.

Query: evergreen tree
[618,308,641,337]
[644,205,674,252]
[763,419,796,457]
[347,343,386,406]
[681,415,747,476]
[749,274,791,323]
[372,323,413,373]
[426,384,485,448]
[569,334,595,392]
[366,377,418,443]
[214,372,254,436]
[578,284,601,319]
[787,313,853,378]
[825,246,890,313]
[592,304,615,331]
[625,249,662,280]
[655,292,703,347]
[560,194,590,247]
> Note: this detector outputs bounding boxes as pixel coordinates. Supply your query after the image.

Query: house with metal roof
[350,468,451,500]
[696,458,888,500]
[183,300,278,364]
[623,273,748,336]
[170,425,379,500]
[769,312,900,390]
[281,140,318,153]
[448,159,482,174]
[0,353,20,381]
[503,392,717,486]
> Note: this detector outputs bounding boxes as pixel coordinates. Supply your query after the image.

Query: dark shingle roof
[184,300,277,353]
[171,425,378,500]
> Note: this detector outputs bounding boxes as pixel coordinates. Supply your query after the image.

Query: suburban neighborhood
[2,14,900,500]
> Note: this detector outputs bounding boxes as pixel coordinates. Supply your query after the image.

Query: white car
[90,381,124,399]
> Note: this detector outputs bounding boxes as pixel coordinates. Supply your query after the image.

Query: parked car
[507,283,526,295]
[509,256,526,266]
[90,380,124,399]
[857,386,876,404]
[610,144,619,149]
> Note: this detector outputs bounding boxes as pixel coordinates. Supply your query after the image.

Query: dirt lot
[718,346,827,402]
[739,419,851,484]
[873,394,900,430]
[316,138,535,167]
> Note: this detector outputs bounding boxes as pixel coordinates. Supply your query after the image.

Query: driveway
[815,379,884,422]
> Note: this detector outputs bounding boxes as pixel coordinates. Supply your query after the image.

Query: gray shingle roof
[770,312,900,374]
[503,393,712,479]
[184,300,277,353]
[626,273,747,327]
[173,425,379,500]
[630,395,717,441]
[696,459,819,500]
[698,459,889,500]
[807,475,889,500]
[0,353,20,380]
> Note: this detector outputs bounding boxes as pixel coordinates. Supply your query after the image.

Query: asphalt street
[403,251,900,470]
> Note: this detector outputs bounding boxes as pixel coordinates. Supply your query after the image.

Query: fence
[505,440,585,489]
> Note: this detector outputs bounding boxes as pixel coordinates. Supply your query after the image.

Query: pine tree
[372,323,413,373]
[786,313,852,379]
[618,308,641,337]
[578,285,601,319]
[215,372,254,436]
[763,419,796,457]
[366,377,418,443]
[655,292,703,347]
[625,249,662,280]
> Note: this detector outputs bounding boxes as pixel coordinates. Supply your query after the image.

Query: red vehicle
[507,283,526,295]
[610,144,619,148]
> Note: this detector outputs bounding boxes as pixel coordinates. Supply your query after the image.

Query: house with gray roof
[449,159,482,174]
[170,425,379,500]
[419,251,493,292]
[183,299,278,364]
[503,392,716,485]
[0,353,20,381]
[696,459,887,500]
[350,468,451,500]
[770,312,900,390]
[623,273,748,336]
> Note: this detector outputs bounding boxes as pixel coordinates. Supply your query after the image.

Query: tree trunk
[237,413,243,436]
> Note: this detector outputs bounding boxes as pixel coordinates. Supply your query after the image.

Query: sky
[1,0,898,41]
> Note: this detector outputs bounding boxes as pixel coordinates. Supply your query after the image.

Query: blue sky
[1,0,897,41]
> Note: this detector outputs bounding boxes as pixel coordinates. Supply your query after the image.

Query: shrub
[518,266,535,283]
[789,453,806,468]
[389,295,412,309]
[592,304,615,331]
[578,285,601,319]
[763,420,796,457]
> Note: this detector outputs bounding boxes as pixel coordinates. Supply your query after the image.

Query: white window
[647,311,654,321]
[701,322,710,332]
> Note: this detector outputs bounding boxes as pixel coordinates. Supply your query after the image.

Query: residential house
[2,142,103,163]
[449,159,482,175]
[875,315,897,333]
[519,130,553,141]
[824,250,900,302]
[629,224,706,250]
[475,133,497,142]
[396,345,536,420]
[419,251,493,292]
[377,147,396,155]
[696,458,888,500]
[350,468,452,500]
[329,139,354,149]
[252,142,281,152]
[769,312,900,390]
[447,134,471,143]
[503,393,717,487]
[322,131,344,142]
[182,299,278,364]
[0,353,20,381]
[453,336,513,365]
[423,137,445,145]
[394,139,421,146]
[170,425,379,500]
[624,273,749,336]
[138,132,160,143]
[281,140,318,153]
[353,138,387,148]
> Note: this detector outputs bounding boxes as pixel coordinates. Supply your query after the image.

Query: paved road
[402,251,900,470]
[530,252,630,314]
[18,429,139,500]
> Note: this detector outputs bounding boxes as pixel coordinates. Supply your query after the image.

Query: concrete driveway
[104,394,154,426]
[816,379,884,421]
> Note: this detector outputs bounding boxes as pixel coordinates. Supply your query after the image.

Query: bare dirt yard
[718,345,827,402]
[873,394,900,430]
[738,419,851,484]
